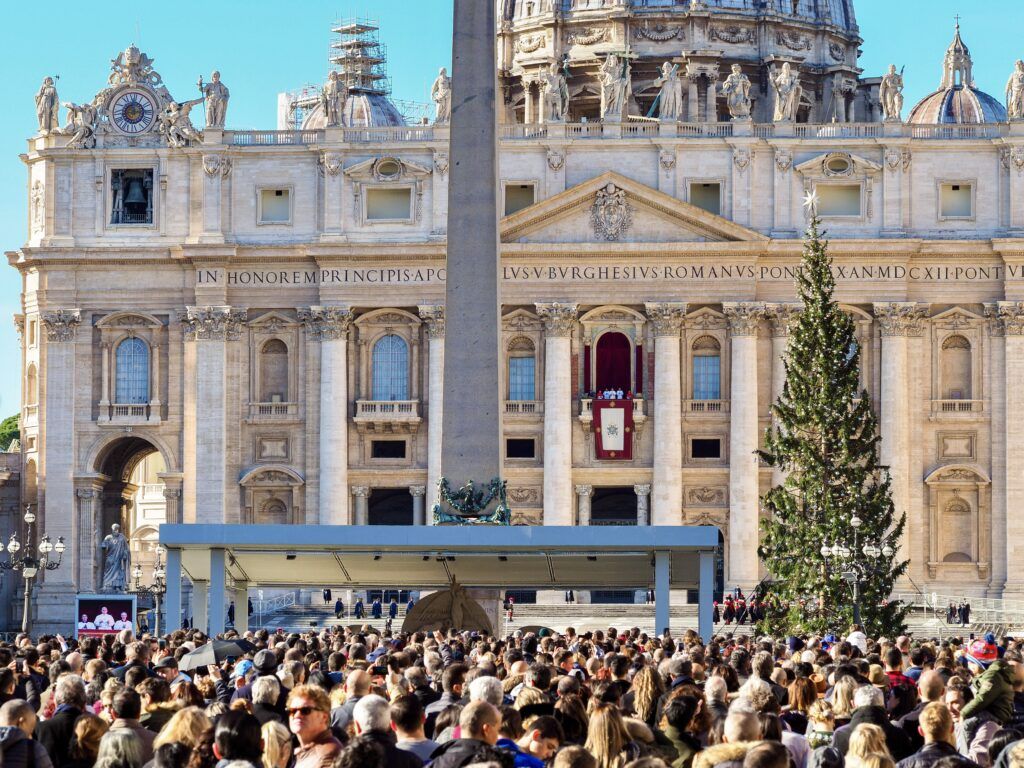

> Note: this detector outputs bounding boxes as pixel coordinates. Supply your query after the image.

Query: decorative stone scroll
[567,27,610,46]
[644,302,686,336]
[874,303,928,337]
[41,309,82,343]
[633,22,684,42]
[179,306,247,341]
[298,306,353,341]
[418,305,445,338]
[723,303,767,336]
[536,303,578,337]
[709,25,754,45]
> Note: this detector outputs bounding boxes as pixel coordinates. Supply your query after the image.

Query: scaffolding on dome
[329,18,391,96]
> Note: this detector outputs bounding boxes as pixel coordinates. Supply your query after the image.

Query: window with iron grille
[371,335,409,400]
[508,355,536,401]
[115,337,150,404]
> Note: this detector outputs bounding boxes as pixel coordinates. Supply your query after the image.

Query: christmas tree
[757,196,909,637]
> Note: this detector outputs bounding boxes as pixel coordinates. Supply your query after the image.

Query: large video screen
[75,595,137,638]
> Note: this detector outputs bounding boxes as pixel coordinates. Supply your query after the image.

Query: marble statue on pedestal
[541,62,569,122]
[1007,60,1024,121]
[321,71,346,128]
[35,77,60,135]
[100,523,131,593]
[432,67,452,124]
[599,54,631,121]
[721,64,752,120]
[879,65,905,122]
[62,101,98,149]
[202,71,230,128]
[158,98,204,147]
[655,62,683,121]
[771,62,802,122]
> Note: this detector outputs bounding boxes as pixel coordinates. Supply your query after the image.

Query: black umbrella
[177,639,257,672]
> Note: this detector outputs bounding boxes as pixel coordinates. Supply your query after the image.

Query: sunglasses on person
[288,706,323,716]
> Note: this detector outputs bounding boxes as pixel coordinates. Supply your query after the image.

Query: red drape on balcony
[595,332,632,392]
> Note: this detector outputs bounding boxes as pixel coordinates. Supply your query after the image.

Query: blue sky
[0,0,1020,415]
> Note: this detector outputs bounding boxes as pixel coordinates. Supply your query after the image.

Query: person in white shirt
[113,611,131,630]
[93,607,115,630]
[77,614,96,630]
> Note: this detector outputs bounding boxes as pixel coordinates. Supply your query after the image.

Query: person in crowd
[833,686,913,761]
[252,676,284,725]
[108,689,155,763]
[896,702,979,768]
[260,721,292,768]
[212,710,263,768]
[0,699,53,768]
[425,663,468,738]
[428,700,510,768]
[391,693,439,763]
[289,684,343,768]
[137,677,175,734]
[36,675,87,768]
[349,694,422,767]
[66,713,108,768]
[497,714,564,767]
[94,729,142,768]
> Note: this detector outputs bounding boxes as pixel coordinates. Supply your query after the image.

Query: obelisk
[440,0,501,498]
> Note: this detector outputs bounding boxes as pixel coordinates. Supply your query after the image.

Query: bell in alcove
[123,178,147,205]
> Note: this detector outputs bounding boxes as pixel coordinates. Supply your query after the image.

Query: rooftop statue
[35,77,60,136]
[158,98,204,148]
[879,65,905,122]
[599,54,631,121]
[655,62,683,122]
[1007,60,1024,121]
[321,71,347,128]
[771,62,802,122]
[63,101,98,149]
[541,61,569,123]
[201,71,230,129]
[432,67,452,124]
[722,64,752,120]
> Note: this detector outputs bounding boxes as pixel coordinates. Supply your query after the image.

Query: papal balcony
[684,399,731,415]
[578,397,646,433]
[99,403,160,425]
[246,402,301,423]
[354,400,422,433]
[930,399,985,418]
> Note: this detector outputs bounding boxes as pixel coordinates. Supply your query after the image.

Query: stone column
[986,304,1008,596]
[995,303,1024,594]
[209,549,226,636]
[192,580,208,634]
[706,78,718,123]
[164,549,183,632]
[874,303,928,585]
[38,310,81,627]
[180,307,245,524]
[767,305,800,489]
[300,307,354,525]
[724,303,767,592]
[634,484,652,526]
[575,484,593,526]
[419,306,445,514]
[74,486,102,593]
[537,303,578,525]
[687,76,700,122]
[162,488,182,525]
[352,486,370,526]
[645,303,686,526]
[410,485,427,526]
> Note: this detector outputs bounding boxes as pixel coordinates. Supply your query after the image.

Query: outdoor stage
[158,525,720,640]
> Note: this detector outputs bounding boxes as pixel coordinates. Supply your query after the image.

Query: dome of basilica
[908,24,1007,125]
[301,91,406,130]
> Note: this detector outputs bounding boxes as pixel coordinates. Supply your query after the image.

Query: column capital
[163,488,182,500]
[633,483,652,496]
[409,485,427,497]
[178,306,247,341]
[299,305,353,341]
[75,488,98,499]
[873,302,928,337]
[986,301,1024,336]
[536,303,578,337]
[418,305,445,338]
[766,303,802,337]
[351,486,370,498]
[41,309,82,343]
[723,302,767,336]
[644,302,687,336]
[575,484,594,497]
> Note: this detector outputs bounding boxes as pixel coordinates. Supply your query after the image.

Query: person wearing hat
[231,649,287,714]
[153,655,190,689]
[958,634,1015,758]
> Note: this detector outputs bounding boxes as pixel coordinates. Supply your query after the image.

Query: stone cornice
[873,302,928,337]
[536,303,578,337]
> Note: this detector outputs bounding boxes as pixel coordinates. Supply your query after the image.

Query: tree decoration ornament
[757,211,909,637]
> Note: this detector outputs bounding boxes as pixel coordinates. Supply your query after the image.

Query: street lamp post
[820,514,894,626]
[131,546,167,636]
[0,505,65,633]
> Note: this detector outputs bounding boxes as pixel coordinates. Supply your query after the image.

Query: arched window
[25,364,37,406]
[259,339,289,402]
[692,336,721,400]
[372,335,409,401]
[115,337,149,404]
[941,335,972,399]
[258,498,289,525]
[508,337,536,401]
[941,496,973,562]
[594,332,632,392]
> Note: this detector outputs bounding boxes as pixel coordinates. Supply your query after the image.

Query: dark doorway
[366,589,413,603]
[595,332,632,392]
[367,489,414,525]
[591,487,638,526]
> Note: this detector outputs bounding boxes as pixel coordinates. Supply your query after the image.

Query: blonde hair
[261,720,292,768]
[584,701,629,768]
[153,706,213,749]
[808,699,835,728]
[514,685,547,710]
[919,702,954,745]
[847,724,892,768]
[860,755,896,768]
[70,714,109,763]
[831,676,858,719]
[630,666,665,725]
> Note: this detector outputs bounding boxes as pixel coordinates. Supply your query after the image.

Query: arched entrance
[594,332,632,393]
[92,436,168,591]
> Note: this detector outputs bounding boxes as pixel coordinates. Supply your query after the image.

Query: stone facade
[11,9,1024,628]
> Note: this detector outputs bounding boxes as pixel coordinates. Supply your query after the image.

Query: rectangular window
[691,438,722,459]
[816,184,861,217]
[504,184,536,216]
[111,169,154,225]
[940,183,973,218]
[366,188,413,220]
[506,438,536,459]
[693,355,721,400]
[690,182,721,216]
[508,356,536,401]
[371,440,406,459]
[28,321,36,347]
[259,189,291,224]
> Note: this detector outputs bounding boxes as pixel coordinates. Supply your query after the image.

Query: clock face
[111,90,157,134]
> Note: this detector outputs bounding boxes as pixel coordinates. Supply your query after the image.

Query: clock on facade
[111,89,157,134]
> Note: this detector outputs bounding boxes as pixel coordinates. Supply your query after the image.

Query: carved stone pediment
[343,156,433,182]
[96,311,163,329]
[249,311,296,334]
[239,465,304,487]
[795,151,883,180]
[501,171,768,245]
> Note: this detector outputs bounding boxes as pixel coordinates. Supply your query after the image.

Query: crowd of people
[0,620,1022,768]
